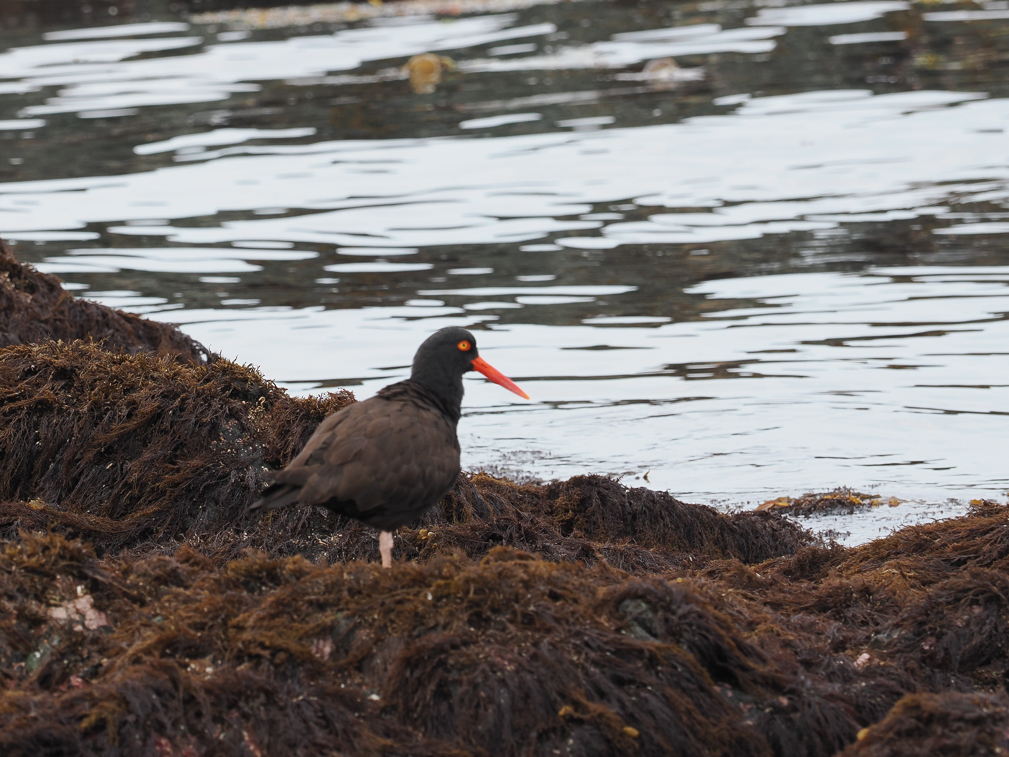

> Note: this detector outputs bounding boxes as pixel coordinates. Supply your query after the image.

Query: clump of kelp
[756,487,901,517]
[0,339,355,555]
[1,239,209,364]
[839,691,1009,756]
[6,503,1009,756]
[3,243,1009,755]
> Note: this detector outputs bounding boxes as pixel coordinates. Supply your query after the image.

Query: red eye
[457,340,471,351]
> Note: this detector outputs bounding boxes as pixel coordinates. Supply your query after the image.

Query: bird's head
[412,327,529,399]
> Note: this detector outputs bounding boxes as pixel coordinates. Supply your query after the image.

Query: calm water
[2,0,1008,541]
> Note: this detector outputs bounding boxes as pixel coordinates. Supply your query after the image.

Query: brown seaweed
[3,242,1009,756]
[756,488,897,518]
[6,503,1009,756]
[838,692,1009,757]
[0,339,354,554]
[0,535,882,756]
[1,238,209,364]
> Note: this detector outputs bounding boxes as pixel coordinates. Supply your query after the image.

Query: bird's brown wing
[266,399,370,488]
[251,403,362,510]
[259,394,460,529]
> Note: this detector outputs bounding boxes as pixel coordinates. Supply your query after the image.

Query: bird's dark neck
[383,373,464,425]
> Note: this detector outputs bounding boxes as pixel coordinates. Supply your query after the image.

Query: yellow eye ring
[457,340,471,351]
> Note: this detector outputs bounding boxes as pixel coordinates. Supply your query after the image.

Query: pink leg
[379,530,393,569]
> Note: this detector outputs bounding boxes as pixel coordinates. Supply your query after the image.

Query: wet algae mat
[3,242,1009,756]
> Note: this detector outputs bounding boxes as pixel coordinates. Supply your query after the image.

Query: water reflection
[2,0,1009,533]
[2,89,1004,251]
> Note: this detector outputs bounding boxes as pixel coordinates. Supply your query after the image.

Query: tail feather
[250,482,302,511]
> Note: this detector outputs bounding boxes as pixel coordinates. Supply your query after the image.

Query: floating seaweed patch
[756,488,902,517]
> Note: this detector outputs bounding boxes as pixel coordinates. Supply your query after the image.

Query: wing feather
[263,390,460,529]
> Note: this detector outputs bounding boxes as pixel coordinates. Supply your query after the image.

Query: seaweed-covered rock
[8,513,1009,757]
[5,237,1009,756]
[0,534,461,756]
[395,474,815,572]
[1,351,1008,755]
[0,338,813,569]
[0,237,209,363]
[0,339,353,554]
[0,535,899,757]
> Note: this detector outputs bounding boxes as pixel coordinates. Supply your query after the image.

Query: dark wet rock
[1,238,210,364]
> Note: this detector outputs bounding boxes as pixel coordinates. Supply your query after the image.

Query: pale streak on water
[1,0,1008,544]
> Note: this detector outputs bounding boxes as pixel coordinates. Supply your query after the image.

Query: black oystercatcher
[251,327,528,567]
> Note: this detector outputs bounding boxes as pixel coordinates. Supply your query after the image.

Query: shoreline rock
[1,238,211,365]
[2,240,1007,755]
[3,501,1009,756]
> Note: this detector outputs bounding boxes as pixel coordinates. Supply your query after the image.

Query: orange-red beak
[471,356,530,399]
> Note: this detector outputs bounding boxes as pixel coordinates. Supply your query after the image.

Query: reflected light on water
[2,0,1009,540]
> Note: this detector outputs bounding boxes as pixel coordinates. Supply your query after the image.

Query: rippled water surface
[2,0,1008,538]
